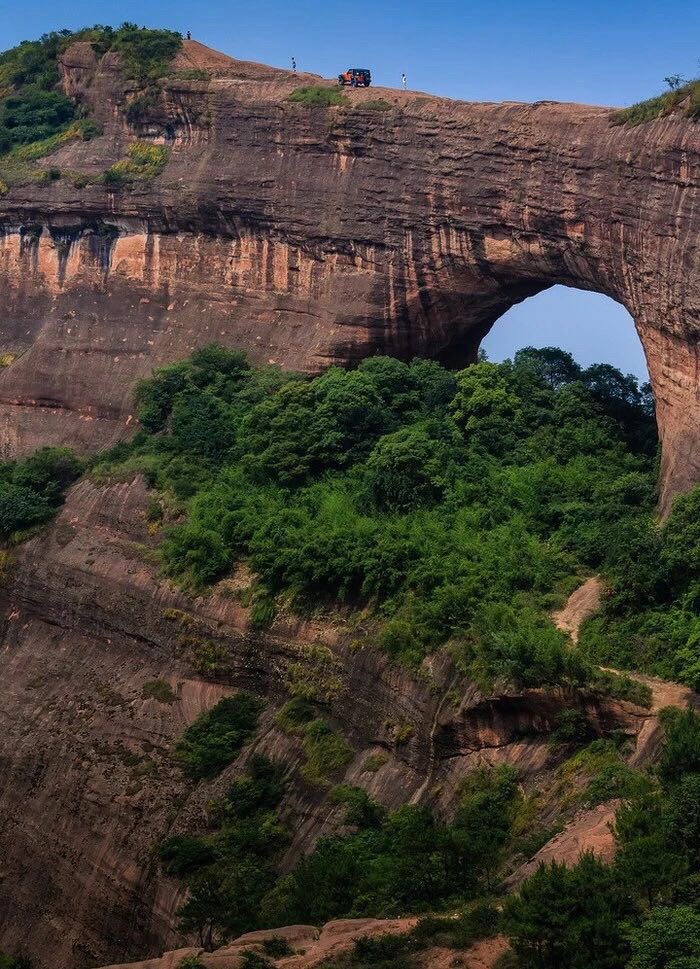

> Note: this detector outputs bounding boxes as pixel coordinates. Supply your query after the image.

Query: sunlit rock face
[0,40,697,507]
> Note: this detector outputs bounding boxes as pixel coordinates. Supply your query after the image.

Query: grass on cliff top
[288,85,348,107]
[0,25,180,188]
[612,77,700,126]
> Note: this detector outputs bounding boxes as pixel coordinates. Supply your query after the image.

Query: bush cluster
[174,692,263,779]
[0,447,82,541]
[0,25,181,162]
[100,342,687,692]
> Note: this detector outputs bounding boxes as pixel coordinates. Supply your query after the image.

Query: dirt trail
[553,577,698,761]
[552,577,603,643]
[417,936,510,968]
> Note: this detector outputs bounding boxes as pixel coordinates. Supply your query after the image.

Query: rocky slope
[0,474,658,968]
[0,37,698,969]
[0,40,697,508]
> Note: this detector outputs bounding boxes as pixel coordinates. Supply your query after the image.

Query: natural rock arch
[0,40,696,511]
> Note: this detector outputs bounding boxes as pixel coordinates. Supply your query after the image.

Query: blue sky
[3,0,697,379]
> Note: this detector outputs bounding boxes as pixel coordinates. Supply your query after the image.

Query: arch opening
[480,286,650,384]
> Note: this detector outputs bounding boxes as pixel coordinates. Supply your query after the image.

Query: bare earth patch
[552,576,603,642]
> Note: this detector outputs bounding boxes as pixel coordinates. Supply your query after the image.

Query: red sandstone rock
[0,41,696,509]
[0,475,657,968]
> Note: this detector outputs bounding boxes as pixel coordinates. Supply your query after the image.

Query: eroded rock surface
[0,41,697,507]
[0,476,653,967]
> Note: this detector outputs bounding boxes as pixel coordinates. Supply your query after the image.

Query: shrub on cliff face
[288,86,347,107]
[102,141,169,185]
[174,692,263,779]
[0,447,82,541]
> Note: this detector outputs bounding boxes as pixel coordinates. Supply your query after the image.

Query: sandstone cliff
[0,40,697,508]
[0,39,698,969]
[0,474,653,967]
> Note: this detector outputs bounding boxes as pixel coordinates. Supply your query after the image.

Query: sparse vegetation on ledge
[612,78,700,126]
[102,141,169,187]
[288,85,347,107]
[0,118,100,188]
[362,99,393,112]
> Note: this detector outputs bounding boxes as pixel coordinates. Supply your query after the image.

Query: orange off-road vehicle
[338,68,371,87]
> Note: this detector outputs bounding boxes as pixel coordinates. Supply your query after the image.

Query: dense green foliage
[578,484,700,689]
[98,342,694,692]
[503,707,700,969]
[0,447,82,541]
[174,692,263,779]
[161,755,288,949]
[504,853,632,969]
[264,766,520,927]
[161,762,520,949]
[0,26,181,157]
[612,78,700,125]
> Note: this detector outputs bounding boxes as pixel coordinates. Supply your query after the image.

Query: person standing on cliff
[292,56,297,72]
[401,72,407,90]
[186,30,191,40]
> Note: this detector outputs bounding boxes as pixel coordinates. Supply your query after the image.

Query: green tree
[452,765,521,889]
[666,773,700,869]
[0,481,51,538]
[503,854,630,969]
[626,906,700,969]
[658,708,700,786]
[364,424,451,511]
[513,346,583,390]
[12,447,82,504]
[170,388,235,460]
[135,360,190,432]
[174,693,263,779]
[450,362,522,453]
[311,368,397,467]
[614,794,686,907]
